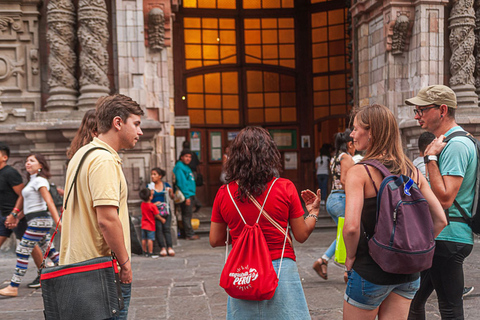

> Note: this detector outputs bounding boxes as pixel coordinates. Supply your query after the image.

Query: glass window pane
[264,72,279,92]
[222,72,238,94]
[203,45,219,60]
[281,0,294,8]
[203,18,218,29]
[279,29,295,44]
[312,43,328,58]
[217,0,236,9]
[330,105,346,115]
[203,29,219,44]
[278,18,294,29]
[243,0,260,9]
[328,9,345,25]
[262,30,278,44]
[220,19,236,29]
[248,93,264,107]
[314,76,329,91]
[329,40,345,56]
[280,60,295,68]
[187,75,204,93]
[246,56,261,63]
[220,45,236,59]
[313,58,329,73]
[185,45,202,59]
[185,60,203,69]
[223,110,239,124]
[189,110,205,124]
[197,0,216,8]
[183,0,197,8]
[263,0,281,8]
[264,93,280,107]
[312,27,327,43]
[314,91,329,106]
[245,45,262,59]
[247,71,263,92]
[330,90,346,104]
[329,74,346,89]
[280,74,295,91]
[204,73,220,93]
[329,56,345,71]
[263,45,278,59]
[223,95,239,109]
[262,19,277,29]
[184,18,201,28]
[245,30,261,44]
[279,44,295,59]
[184,30,201,44]
[205,94,222,109]
[281,107,296,122]
[219,30,235,44]
[314,107,329,120]
[206,110,222,123]
[281,92,296,106]
[244,19,260,29]
[265,108,280,122]
[312,12,327,28]
[187,94,204,108]
[329,25,345,41]
[221,56,237,64]
[248,109,264,123]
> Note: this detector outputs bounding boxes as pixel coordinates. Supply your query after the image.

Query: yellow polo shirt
[59,138,131,265]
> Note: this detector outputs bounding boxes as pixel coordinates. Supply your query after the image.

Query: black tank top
[352,197,420,285]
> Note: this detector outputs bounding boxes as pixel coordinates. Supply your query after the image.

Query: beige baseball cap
[405,85,457,109]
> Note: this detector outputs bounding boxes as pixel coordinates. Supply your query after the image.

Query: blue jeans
[345,269,420,310]
[226,258,310,320]
[325,191,346,259]
[108,283,131,320]
[316,174,328,201]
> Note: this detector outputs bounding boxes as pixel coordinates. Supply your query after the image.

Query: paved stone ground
[1,230,479,319]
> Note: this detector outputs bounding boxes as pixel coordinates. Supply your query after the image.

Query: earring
[38,168,42,172]
[441,115,444,118]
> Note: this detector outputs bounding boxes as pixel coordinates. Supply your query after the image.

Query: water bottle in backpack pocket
[360,160,436,274]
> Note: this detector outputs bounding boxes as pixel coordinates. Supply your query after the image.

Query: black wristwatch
[10,211,18,218]
[424,155,438,164]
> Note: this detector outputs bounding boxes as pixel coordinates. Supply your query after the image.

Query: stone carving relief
[0,56,24,82]
[475,0,480,99]
[449,0,476,87]
[148,8,165,51]
[78,0,110,89]
[0,16,22,33]
[47,0,77,90]
[386,12,412,55]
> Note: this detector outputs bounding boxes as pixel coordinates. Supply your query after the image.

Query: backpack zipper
[389,199,428,246]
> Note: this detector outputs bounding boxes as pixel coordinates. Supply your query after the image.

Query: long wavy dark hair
[67,109,97,159]
[26,153,51,182]
[225,126,282,201]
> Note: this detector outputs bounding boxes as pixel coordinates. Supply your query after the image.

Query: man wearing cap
[173,149,199,240]
[405,85,476,319]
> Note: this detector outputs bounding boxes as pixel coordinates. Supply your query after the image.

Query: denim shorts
[344,269,420,310]
[227,258,310,320]
[141,229,155,241]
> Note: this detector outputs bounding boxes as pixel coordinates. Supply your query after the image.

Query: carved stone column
[77,0,110,110]
[449,0,478,108]
[46,0,77,111]
[475,0,480,104]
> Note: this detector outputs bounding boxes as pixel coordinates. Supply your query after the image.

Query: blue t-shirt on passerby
[173,161,196,199]
[437,126,476,245]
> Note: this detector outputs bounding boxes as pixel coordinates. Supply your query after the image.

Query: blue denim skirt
[226,258,310,320]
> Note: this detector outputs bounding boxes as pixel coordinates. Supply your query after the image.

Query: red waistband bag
[219,178,289,301]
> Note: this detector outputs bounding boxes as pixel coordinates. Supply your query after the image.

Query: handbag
[174,189,185,204]
[40,147,124,320]
[157,202,169,217]
[220,178,289,301]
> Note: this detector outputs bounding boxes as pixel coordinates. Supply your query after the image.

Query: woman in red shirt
[210,126,319,320]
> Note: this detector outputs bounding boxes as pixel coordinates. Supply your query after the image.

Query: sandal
[160,248,167,257]
[312,258,328,280]
[167,248,175,256]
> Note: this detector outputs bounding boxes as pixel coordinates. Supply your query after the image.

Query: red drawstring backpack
[219,178,289,301]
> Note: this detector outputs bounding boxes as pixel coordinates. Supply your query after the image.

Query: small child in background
[139,188,165,257]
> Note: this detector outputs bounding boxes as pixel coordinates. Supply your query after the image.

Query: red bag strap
[41,146,110,268]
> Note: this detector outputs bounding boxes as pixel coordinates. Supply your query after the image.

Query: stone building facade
[0,0,176,250]
[351,0,480,157]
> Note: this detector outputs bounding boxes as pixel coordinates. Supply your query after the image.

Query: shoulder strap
[362,164,378,195]
[443,130,469,143]
[41,147,111,267]
[359,159,391,177]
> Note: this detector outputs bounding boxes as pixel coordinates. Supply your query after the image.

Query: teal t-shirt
[436,126,476,245]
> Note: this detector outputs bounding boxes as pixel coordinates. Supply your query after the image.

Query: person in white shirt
[315,145,330,205]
